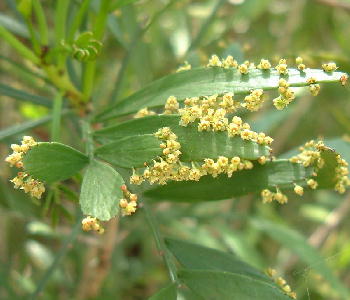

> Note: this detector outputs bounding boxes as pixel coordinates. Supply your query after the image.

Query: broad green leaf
[144,160,312,202]
[95,115,270,168]
[179,270,291,300]
[95,68,346,120]
[95,134,163,168]
[23,142,89,183]
[0,83,52,107]
[79,160,124,221]
[148,283,177,300]
[326,137,350,163]
[317,148,339,189]
[251,218,350,299]
[165,238,270,283]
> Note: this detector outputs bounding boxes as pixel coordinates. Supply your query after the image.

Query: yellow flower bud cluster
[334,155,350,194]
[178,97,273,146]
[265,268,297,299]
[5,136,45,199]
[242,89,264,111]
[257,59,271,70]
[134,107,156,118]
[290,140,350,193]
[275,59,288,75]
[176,61,192,72]
[296,56,305,71]
[164,95,180,114]
[5,136,37,168]
[306,77,320,96]
[273,79,295,110]
[260,188,288,204]
[207,55,238,69]
[119,184,138,216]
[322,62,337,72]
[82,216,104,234]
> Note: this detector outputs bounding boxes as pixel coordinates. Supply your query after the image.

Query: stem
[0,26,40,64]
[82,120,94,159]
[29,218,81,300]
[108,0,178,105]
[67,0,92,42]
[51,92,63,142]
[54,0,70,69]
[82,0,109,101]
[143,199,178,283]
[186,0,226,55]
[24,18,41,55]
[33,0,49,45]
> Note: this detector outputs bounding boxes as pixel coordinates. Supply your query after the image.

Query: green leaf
[165,238,271,283]
[110,0,140,11]
[79,160,124,221]
[95,67,347,120]
[144,160,312,202]
[95,115,270,168]
[23,142,89,183]
[95,134,163,168]
[179,270,291,300]
[0,13,29,37]
[148,283,177,300]
[0,83,52,107]
[251,218,350,299]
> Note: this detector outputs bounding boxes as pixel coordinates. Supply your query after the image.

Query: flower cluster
[296,56,305,71]
[322,62,337,72]
[164,95,180,114]
[5,136,45,199]
[290,140,350,194]
[275,58,288,75]
[306,77,320,96]
[207,55,238,69]
[242,89,264,111]
[176,61,192,72]
[134,107,156,118]
[266,268,297,299]
[273,78,295,110]
[257,59,271,70]
[81,216,104,234]
[260,188,288,204]
[119,184,138,216]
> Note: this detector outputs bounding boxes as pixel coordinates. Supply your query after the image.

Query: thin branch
[143,199,178,283]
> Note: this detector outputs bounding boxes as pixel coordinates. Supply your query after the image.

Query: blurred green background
[1,0,350,299]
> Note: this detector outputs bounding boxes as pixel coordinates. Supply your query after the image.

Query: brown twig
[75,218,120,299]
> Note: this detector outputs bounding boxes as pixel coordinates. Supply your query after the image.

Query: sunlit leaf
[148,283,177,300]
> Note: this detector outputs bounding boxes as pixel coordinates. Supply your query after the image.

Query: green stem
[54,0,70,69]
[82,120,94,159]
[0,25,40,64]
[67,0,92,42]
[108,0,178,105]
[24,17,41,54]
[51,92,63,142]
[82,0,109,101]
[143,199,178,283]
[186,0,226,55]
[28,218,81,300]
[33,0,49,45]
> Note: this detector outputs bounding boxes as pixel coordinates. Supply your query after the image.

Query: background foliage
[1,0,350,299]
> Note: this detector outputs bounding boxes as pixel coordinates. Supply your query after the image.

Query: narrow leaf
[179,270,290,300]
[79,160,124,221]
[144,160,312,202]
[96,68,346,120]
[95,115,270,168]
[251,218,350,299]
[0,13,29,37]
[95,134,163,168]
[23,142,89,183]
[165,238,270,283]
[0,83,52,107]
[148,283,177,300]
